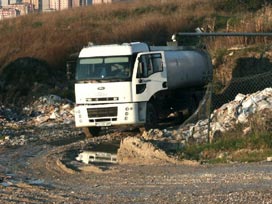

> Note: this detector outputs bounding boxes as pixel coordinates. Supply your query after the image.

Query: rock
[21,94,75,126]
[35,115,50,124]
[170,87,272,144]
[234,93,246,101]
[142,129,165,140]
[243,126,252,135]
[210,87,272,138]
[49,111,59,120]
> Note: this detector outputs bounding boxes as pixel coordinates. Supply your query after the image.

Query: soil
[1,124,272,204]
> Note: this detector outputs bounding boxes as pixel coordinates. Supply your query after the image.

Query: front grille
[86,97,119,102]
[87,107,117,118]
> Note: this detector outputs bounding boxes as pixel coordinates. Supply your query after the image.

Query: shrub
[215,0,269,13]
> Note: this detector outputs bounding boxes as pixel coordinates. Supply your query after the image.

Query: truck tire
[144,103,158,130]
[174,111,184,124]
[82,127,101,138]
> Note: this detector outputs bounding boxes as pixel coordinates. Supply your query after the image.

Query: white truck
[74,42,212,136]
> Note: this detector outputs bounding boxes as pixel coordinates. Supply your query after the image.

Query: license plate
[95,122,111,127]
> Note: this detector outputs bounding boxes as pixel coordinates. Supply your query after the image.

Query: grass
[0,0,271,72]
[179,130,272,163]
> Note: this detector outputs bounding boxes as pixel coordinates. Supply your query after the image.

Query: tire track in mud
[30,130,139,178]
[0,131,132,204]
[2,128,272,204]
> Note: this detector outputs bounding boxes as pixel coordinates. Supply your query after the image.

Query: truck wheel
[145,103,158,130]
[174,111,184,124]
[82,127,101,138]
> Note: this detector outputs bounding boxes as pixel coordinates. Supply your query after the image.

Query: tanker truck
[74,42,212,136]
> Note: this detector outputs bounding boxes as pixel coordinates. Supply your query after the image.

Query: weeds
[214,48,228,66]
[0,0,271,72]
[32,21,43,28]
[180,113,272,163]
[180,130,272,163]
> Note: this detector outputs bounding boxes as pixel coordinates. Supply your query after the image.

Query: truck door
[132,52,167,102]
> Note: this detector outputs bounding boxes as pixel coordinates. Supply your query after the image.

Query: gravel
[0,123,272,204]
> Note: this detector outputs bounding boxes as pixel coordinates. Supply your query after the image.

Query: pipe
[175,32,272,37]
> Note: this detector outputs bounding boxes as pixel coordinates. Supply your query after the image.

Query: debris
[169,87,272,143]
[27,179,45,186]
[25,95,75,125]
[210,88,272,138]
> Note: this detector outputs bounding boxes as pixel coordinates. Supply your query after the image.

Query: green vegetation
[32,21,43,28]
[180,110,272,163]
[179,129,272,163]
[215,0,269,13]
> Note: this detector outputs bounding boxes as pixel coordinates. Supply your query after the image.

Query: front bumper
[74,102,146,128]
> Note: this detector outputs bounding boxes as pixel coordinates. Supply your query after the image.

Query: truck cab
[74,42,167,135]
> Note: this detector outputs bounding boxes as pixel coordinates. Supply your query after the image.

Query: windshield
[76,56,132,81]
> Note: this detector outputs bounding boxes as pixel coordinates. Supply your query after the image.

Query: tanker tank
[164,49,213,90]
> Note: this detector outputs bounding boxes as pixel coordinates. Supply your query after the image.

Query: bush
[215,0,268,13]
[179,124,272,163]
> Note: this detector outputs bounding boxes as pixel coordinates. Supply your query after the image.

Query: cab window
[137,53,162,78]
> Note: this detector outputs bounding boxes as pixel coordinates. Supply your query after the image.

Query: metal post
[207,82,213,144]
[174,32,272,37]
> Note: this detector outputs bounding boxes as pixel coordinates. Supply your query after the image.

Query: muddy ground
[0,123,272,204]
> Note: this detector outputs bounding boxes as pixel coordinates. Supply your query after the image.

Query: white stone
[237,113,248,124]
[256,100,270,111]
[243,126,251,135]
[262,87,272,95]
[252,93,267,103]
[242,97,255,110]
[35,115,49,124]
[267,157,272,162]
[266,97,272,105]
[49,112,56,120]
[234,93,246,101]
[193,132,201,139]
[61,104,71,110]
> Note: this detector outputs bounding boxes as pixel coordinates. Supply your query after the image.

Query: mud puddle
[60,140,121,173]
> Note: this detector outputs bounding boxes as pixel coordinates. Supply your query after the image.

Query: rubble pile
[0,95,75,146]
[23,95,75,126]
[1,94,75,127]
[144,87,272,144]
[210,88,272,136]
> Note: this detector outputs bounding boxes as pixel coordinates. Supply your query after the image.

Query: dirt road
[0,124,272,204]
